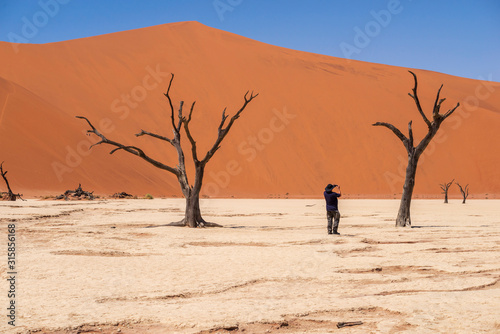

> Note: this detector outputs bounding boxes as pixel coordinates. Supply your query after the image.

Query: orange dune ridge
[0,21,499,198]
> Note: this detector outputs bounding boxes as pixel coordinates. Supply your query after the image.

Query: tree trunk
[186,164,205,227]
[396,154,417,227]
[173,165,218,228]
[444,195,448,204]
[184,192,201,228]
[174,167,205,228]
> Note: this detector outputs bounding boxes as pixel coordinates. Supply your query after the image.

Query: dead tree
[456,182,469,204]
[55,184,95,200]
[112,192,134,199]
[440,179,454,203]
[78,74,258,228]
[373,71,459,227]
[0,162,24,201]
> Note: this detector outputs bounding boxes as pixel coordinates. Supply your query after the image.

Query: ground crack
[375,278,500,296]
[96,278,271,303]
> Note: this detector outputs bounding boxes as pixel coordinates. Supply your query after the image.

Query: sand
[0,21,499,198]
[1,198,499,333]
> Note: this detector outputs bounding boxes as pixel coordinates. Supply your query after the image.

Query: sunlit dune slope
[0,21,498,197]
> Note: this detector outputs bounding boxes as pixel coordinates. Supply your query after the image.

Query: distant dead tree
[56,184,95,200]
[440,179,454,203]
[373,71,459,227]
[0,162,24,201]
[78,74,258,228]
[456,182,469,204]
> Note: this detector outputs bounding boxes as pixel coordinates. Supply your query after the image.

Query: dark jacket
[324,191,341,211]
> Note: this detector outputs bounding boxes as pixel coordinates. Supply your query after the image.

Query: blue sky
[1,0,499,81]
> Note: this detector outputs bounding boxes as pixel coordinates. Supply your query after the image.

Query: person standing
[324,184,342,235]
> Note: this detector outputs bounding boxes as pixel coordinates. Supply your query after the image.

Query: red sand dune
[0,21,499,198]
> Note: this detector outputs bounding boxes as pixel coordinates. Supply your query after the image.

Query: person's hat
[325,184,337,191]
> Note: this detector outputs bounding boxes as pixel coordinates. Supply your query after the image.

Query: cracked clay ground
[1,199,499,333]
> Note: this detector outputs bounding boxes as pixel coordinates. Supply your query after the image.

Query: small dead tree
[456,182,469,204]
[78,74,258,228]
[373,71,459,227]
[440,179,454,203]
[55,184,95,200]
[0,162,24,201]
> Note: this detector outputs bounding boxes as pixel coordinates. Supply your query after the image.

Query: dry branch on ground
[55,184,96,200]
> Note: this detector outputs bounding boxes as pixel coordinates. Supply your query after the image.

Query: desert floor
[1,199,499,334]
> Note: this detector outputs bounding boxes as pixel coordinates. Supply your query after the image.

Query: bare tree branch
[76,116,180,176]
[442,102,460,120]
[407,121,414,149]
[218,108,228,133]
[163,74,179,134]
[439,179,454,192]
[408,70,431,128]
[415,130,435,158]
[78,115,98,132]
[202,91,259,164]
[187,101,195,123]
[176,101,184,132]
[109,145,146,155]
[415,103,458,155]
[432,84,444,117]
[372,121,412,152]
[135,130,174,145]
[372,122,407,142]
[430,84,459,123]
[182,101,199,163]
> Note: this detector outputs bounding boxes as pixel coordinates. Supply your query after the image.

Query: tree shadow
[411,225,453,228]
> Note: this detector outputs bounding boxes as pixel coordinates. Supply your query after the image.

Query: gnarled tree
[373,71,459,227]
[78,74,258,227]
[1,162,24,201]
[456,182,469,204]
[440,179,454,204]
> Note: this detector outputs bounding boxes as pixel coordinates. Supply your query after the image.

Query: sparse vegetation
[144,193,154,200]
